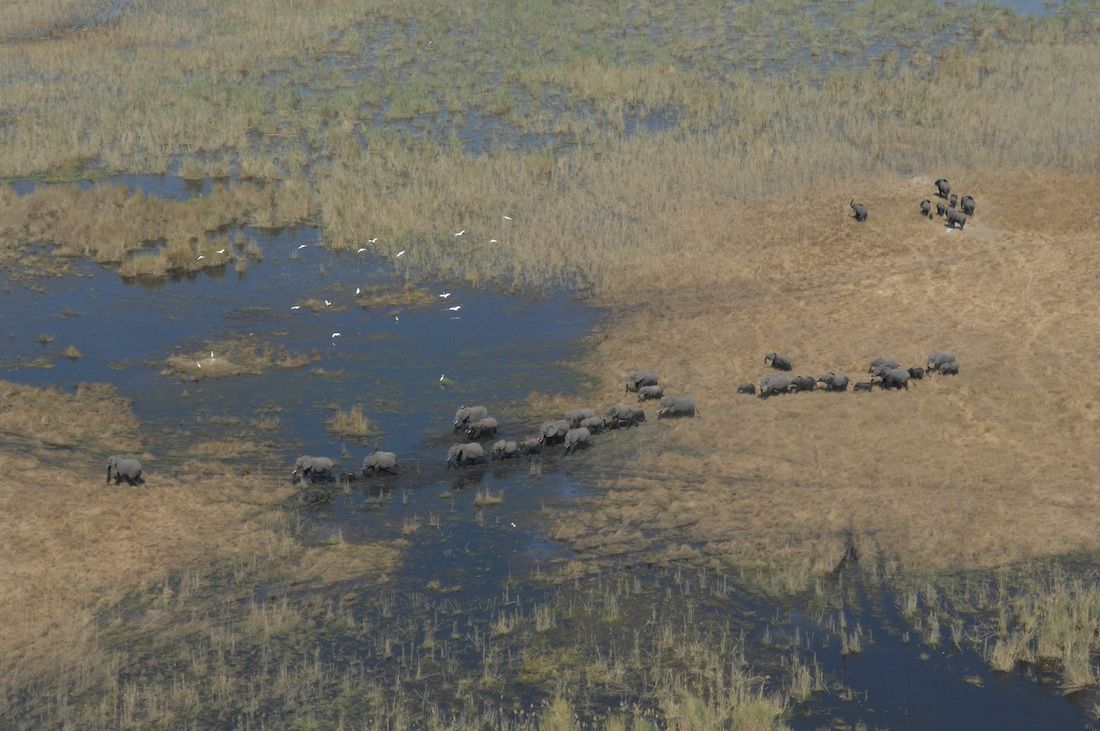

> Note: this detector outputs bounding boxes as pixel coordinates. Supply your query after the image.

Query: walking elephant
[447,442,486,467]
[292,456,335,484]
[563,427,591,454]
[361,451,398,475]
[106,455,144,485]
[657,396,696,418]
[453,405,489,431]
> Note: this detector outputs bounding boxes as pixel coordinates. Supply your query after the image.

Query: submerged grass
[161,337,311,381]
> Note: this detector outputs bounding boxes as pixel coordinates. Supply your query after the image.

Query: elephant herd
[446,375,696,468]
[744,351,959,398]
[851,177,976,230]
[286,372,698,482]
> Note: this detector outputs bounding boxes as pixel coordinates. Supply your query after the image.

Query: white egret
[453,229,465,237]
[396,250,406,257]
[439,292,452,298]
[448,305,462,311]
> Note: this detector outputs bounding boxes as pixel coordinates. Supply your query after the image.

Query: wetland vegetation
[3,0,1100,728]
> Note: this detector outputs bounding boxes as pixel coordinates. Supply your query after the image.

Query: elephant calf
[361,451,398,475]
[563,427,591,454]
[579,415,604,434]
[737,383,756,395]
[106,455,144,486]
[935,360,960,376]
[540,420,571,444]
[853,381,876,392]
[292,455,335,484]
[490,440,519,460]
[764,352,793,371]
[759,374,791,398]
[657,395,696,419]
[453,405,489,431]
[817,372,850,392]
[949,194,958,209]
[625,370,659,393]
[850,200,868,222]
[565,408,597,428]
[465,416,499,440]
[604,404,646,429]
[907,367,925,380]
[920,199,932,218]
[447,442,486,468]
[960,195,975,216]
[788,376,816,393]
[936,201,947,217]
[945,209,968,230]
[519,437,543,455]
[637,385,664,401]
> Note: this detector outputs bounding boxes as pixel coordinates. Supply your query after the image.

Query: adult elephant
[817,372,850,392]
[106,456,144,485]
[453,405,489,431]
[361,451,398,475]
[850,200,868,222]
[447,442,486,468]
[927,351,956,371]
[563,427,591,454]
[657,395,696,418]
[759,374,791,398]
[565,408,597,428]
[625,370,659,393]
[465,417,499,440]
[764,352,793,371]
[292,456,335,484]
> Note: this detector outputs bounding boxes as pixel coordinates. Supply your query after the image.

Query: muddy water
[1,176,1095,727]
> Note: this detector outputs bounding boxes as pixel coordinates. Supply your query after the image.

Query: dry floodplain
[3,0,1100,727]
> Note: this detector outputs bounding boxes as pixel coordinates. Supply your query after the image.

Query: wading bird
[454,229,465,237]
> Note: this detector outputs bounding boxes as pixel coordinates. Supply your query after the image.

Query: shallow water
[2,175,1097,726]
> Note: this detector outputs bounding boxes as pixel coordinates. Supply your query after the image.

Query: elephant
[817,372,850,392]
[759,374,791,399]
[565,408,597,428]
[949,194,958,209]
[447,442,486,467]
[907,367,925,380]
[361,451,397,475]
[945,208,968,229]
[637,385,664,401]
[106,455,144,485]
[292,455,335,484]
[868,357,900,376]
[788,376,816,393]
[927,351,956,371]
[936,201,947,217]
[872,367,910,390]
[935,178,950,198]
[453,405,489,431]
[920,199,932,218]
[960,195,975,216]
[850,200,868,222]
[764,352,793,371]
[604,404,646,429]
[737,383,757,395]
[490,440,519,460]
[518,436,543,455]
[625,370,659,393]
[465,417,499,440]
[579,415,604,434]
[853,381,876,392]
[540,419,572,444]
[563,427,591,454]
[937,360,960,375]
[657,395,696,419]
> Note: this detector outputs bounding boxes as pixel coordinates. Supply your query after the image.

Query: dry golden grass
[0,380,400,720]
[0,180,313,277]
[161,338,311,381]
[355,282,439,310]
[549,169,1100,579]
[0,380,138,449]
[326,404,378,438]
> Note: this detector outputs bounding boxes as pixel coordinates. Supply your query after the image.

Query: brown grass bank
[549,169,1100,580]
[0,381,399,721]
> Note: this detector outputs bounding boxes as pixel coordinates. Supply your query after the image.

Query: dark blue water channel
[2,174,1096,727]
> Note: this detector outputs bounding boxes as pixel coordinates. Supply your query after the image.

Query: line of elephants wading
[745,351,960,399]
[854,177,976,230]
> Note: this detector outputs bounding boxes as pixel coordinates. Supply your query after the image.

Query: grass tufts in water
[162,338,311,381]
[326,405,378,439]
